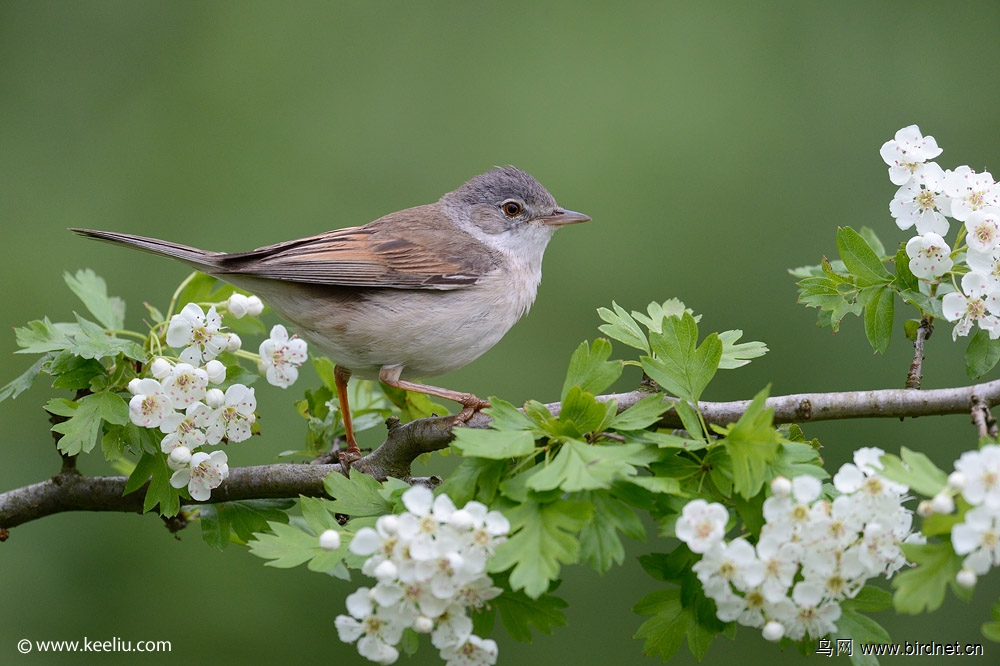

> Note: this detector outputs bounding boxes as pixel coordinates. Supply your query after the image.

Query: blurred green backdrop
[2,1,999,664]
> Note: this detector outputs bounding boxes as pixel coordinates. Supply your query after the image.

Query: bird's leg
[378,365,490,426]
[334,365,362,467]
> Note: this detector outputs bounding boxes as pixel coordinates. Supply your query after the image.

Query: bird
[72,166,589,464]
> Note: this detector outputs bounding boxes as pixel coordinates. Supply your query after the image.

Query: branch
[4,378,1000,532]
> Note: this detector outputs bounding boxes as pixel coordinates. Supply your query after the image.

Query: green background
[2,1,999,664]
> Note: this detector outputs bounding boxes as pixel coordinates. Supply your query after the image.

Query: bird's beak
[540,208,591,226]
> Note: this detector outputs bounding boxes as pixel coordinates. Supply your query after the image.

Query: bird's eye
[501,200,523,217]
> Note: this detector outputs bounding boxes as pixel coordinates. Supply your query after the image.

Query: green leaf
[576,490,646,573]
[966,328,1000,378]
[50,355,106,390]
[483,398,536,431]
[46,391,128,455]
[248,521,324,568]
[436,457,508,507]
[642,313,722,403]
[0,355,49,402]
[717,329,768,369]
[878,447,948,497]
[859,226,888,259]
[561,338,623,401]
[838,226,892,286]
[842,585,893,613]
[860,284,894,354]
[597,301,650,353]
[609,394,671,431]
[124,450,180,516]
[490,499,592,598]
[768,441,828,482]
[64,269,126,330]
[795,276,860,332]
[835,609,890,666]
[632,299,696,333]
[205,499,294,548]
[14,318,73,354]
[632,587,722,662]
[299,496,341,535]
[718,387,780,498]
[68,315,145,361]
[487,573,569,643]
[555,386,617,437]
[527,440,655,493]
[451,428,537,459]
[323,470,393,517]
[892,541,963,614]
[893,243,919,294]
[983,598,1000,642]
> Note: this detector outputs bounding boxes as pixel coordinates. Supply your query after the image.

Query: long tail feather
[69,228,223,272]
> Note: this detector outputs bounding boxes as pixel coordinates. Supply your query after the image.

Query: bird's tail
[70,228,224,272]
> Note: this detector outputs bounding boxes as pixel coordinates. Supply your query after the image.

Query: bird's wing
[217,205,498,290]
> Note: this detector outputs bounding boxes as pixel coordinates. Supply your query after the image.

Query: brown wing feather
[215,204,498,290]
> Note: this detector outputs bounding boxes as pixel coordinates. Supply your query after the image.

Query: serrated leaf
[835,609,890,666]
[488,574,569,643]
[632,587,721,662]
[717,329,768,369]
[0,355,49,402]
[248,521,324,568]
[323,470,393,517]
[842,585,893,613]
[609,394,671,431]
[878,447,948,497]
[47,391,128,455]
[597,302,649,353]
[838,226,892,286]
[555,386,617,438]
[860,284,894,354]
[14,318,72,354]
[633,299,696,333]
[561,339,623,401]
[64,269,126,330]
[68,315,145,361]
[576,490,646,573]
[892,541,963,614]
[642,313,721,403]
[215,499,294,546]
[490,499,592,598]
[527,440,654,493]
[894,243,919,293]
[966,328,1000,378]
[768,441,828,482]
[299,496,340,535]
[718,387,780,498]
[452,428,537,459]
[483,398,536,431]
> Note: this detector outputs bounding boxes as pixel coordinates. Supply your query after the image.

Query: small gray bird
[73,166,589,462]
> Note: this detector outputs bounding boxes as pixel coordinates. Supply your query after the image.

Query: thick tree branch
[4,378,1000,533]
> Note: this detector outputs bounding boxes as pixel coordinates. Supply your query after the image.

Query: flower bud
[127,377,143,395]
[947,471,966,491]
[413,616,434,634]
[150,357,173,379]
[225,333,242,353]
[205,388,226,408]
[168,446,193,470]
[227,294,250,318]
[770,476,792,497]
[373,560,398,582]
[916,500,933,518]
[318,529,341,551]
[762,621,785,642]
[956,568,978,589]
[204,359,227,384]
[246,295,264,316]
[930,492,954,515]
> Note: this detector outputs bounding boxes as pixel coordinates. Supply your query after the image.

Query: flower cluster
[335,486,509,666]
[677,447,920,642]
[127,295,307,500]
[881,125,1000,339]
[945,444,1000,587]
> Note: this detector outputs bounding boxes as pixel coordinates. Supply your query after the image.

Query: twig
[5,378,1000,532]
[905,316,933,389]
